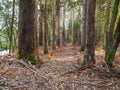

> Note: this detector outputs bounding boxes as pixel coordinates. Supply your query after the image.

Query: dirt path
[53,46,78,61]
[0,46,120,90]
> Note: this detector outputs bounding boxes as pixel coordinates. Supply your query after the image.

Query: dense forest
[0,0,120,89]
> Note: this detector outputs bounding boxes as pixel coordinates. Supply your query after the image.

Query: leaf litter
[0,44,120,90]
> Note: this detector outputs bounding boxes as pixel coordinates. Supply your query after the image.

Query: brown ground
[0,44,120,90]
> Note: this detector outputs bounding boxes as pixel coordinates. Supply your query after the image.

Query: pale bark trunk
[9,0,15,55]
[81,0,87,49]
[104,0,111,49]
[72,8,75,45]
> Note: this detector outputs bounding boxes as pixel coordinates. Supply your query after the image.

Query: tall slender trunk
[0,42,1,49]
[52,0,56,50]
[78,27,81,45]
[39,2,43,46]
[43,0,48,54]
[77,3,81,45]
[105,0,120,67]
[84,0,96,64]
[62,7,66,45]
[104,0,111,49]
[108,18,120,65]
[95,0,102,44]
[9,0,15,55]
[56,0,60,47]
[72,8,75,45]
[13,28,17,50]
[81,0,87,50]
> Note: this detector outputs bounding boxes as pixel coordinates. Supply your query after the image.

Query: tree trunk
[95,0,102,44]
[9,0,15,55]
[108,17,120,65]
[13,28,17,50]
[105,0,120,67]
[81,0,87,50]
[72,8,75,45]
[56,0,60,47]
[52,0,56,50]
[39,3,43,46]
[78,28,81,45]
[62,7,66,45]
[43,0,48,54]
[77,3,81,46]
[84,0,96,64]
[104,0,111,49]
[18,0,40,65]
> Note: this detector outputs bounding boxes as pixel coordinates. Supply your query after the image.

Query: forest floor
[0,43,120,90]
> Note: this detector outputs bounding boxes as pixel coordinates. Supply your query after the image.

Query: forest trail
[51,46,79,61]
[0,44,120,90]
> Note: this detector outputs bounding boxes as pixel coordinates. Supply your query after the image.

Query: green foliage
[0,4,3,11]
[96,0,106,5]
[66,16,81,43]
[74,17,81,30]
[68,0,77,8]
[0,0,18,50]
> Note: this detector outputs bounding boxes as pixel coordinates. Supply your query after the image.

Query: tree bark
[52,0,56,50]
[72,8,75,45]
[84,0,96,64]
[39,2,43,46]
[56,0,60,47]
[104,0,111,49]
[81,0,87,50]
[77,27,81,45]
[109,17,120,65]
[105,0,120,67]
[62,7,66,45]
[18,0,40,65]
[43,0,48,54]
[9,0,15,55]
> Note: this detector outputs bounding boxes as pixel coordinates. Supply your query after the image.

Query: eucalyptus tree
[62,5,66,45]
[18,0,40,65]
[104,0,111,49]
[84,0,96,64]
[80,0,87,51]
[56,0,61,47]
[9,0,15,55]
[43,0,48,54]
[52,0,56,50]
[39,0,43,46]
